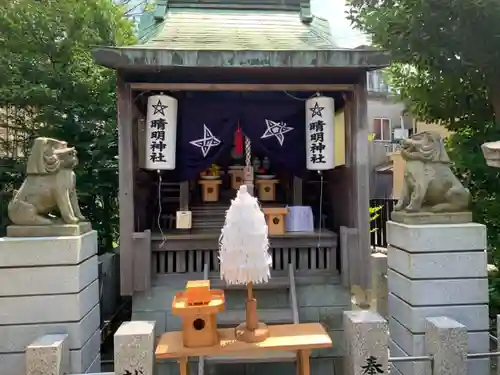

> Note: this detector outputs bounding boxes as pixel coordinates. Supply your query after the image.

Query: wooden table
[155,323,332,375]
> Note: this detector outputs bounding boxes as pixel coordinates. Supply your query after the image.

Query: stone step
[218,308,293,326]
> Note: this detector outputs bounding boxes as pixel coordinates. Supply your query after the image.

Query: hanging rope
[317,171,324,247]
[245,136,251,167]
[157,170,167,248]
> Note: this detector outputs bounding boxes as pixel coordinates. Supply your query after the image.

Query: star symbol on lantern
[190,124,222,157]
[309,101,325,118]
[151,99,168,116]
[261,119,294,146]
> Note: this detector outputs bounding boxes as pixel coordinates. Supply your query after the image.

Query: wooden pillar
[293,176,303,205]
[179,181,189,211]
[351,80,371,291]
[117,73,135,296]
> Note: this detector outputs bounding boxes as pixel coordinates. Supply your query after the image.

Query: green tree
[347,0,500,259]
[0,0,135,251]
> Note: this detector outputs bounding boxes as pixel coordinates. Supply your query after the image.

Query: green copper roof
[137,8,334,50]
[91,3,390,69]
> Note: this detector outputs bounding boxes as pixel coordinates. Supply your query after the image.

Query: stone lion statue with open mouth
[8,137,87,226]
[394,131,470,213]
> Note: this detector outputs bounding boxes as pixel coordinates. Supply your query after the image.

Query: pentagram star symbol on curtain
[189,124,222,157]
[309,101,325,118]
[152,99,168,116]
[261,119,294,146]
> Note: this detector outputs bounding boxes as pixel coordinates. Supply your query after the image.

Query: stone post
[114,321,156,375]
[343,310,389,375]
[387,222,489,375]
[371,252,388,318]
[25,334,70,375]
[425,317,467,375]
[0,231,101,374]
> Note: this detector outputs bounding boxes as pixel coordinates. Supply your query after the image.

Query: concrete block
[69,328,100,374]
[25,334,70,375]
[387,246,487,279]
[387,222,486,253]
[132,310,167,336]
[388,270,488,306]
[388,293,489,333]
[0,255,98,296]
[114,321,155,375]
[0,230,97,267]
[343,310,388,375]
[0,279,99,325]
[0,303,99,352]
[425,317,467,375]
[389,317,488,356]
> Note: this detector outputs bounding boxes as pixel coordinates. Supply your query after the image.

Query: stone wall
[0,231,101,375]
[25,312,494,375]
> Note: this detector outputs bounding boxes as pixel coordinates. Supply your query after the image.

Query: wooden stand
[262,207,289,235]
[235,282,269,343]
[198,179,222,202]
[256,179,279,201]
[155,323,332,375]
[228,168,244,190]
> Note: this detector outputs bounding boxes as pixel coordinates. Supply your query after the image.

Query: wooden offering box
[198,179,222,202]
[228,168,244,190]
[256,179,279,201]
[262,207,289,235]
[172,280,225,348]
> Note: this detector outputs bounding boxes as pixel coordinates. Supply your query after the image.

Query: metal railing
[389,333,500,373]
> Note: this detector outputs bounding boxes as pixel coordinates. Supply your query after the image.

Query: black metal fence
[370,198,397,248]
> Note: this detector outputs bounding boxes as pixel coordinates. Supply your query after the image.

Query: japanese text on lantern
[149,99,168,164]
[308,101,326,164]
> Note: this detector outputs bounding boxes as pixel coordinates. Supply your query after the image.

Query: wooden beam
[117,74,135,296]
[352,81,371,291]
[129,83,354,92]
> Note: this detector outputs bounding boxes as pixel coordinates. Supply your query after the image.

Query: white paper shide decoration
[219,185,272,285]
[145,94,178,170]
[305,96,335,170]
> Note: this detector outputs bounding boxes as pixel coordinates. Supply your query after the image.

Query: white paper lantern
[305,96,335,170]
[144,94,178,170]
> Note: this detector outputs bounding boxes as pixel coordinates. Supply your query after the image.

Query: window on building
[373,118,392,141]
[367,70,390,94]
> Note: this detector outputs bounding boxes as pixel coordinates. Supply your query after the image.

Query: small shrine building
[92,0,389,373]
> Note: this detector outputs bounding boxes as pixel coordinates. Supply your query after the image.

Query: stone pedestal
[0,231,101,375]
[387,222,489,375]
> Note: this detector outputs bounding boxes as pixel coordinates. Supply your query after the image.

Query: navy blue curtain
[240,97,306,177]
[177,98,239,181]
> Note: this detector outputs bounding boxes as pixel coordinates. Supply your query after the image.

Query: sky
[311,0,369,48]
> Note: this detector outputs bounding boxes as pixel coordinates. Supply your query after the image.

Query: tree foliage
[0,0,135,251]
[347,0,500,262]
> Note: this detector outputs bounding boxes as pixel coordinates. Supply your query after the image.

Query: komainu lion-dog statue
[8,137,87,225]
[395,131,470,213]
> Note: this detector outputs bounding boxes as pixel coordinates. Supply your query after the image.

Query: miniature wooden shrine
[263,207,289,235]
[198,179,223,202]
[256,179,279,201]
[171,280,225,348]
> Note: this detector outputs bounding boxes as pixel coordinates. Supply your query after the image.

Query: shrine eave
[91,47,391,71]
